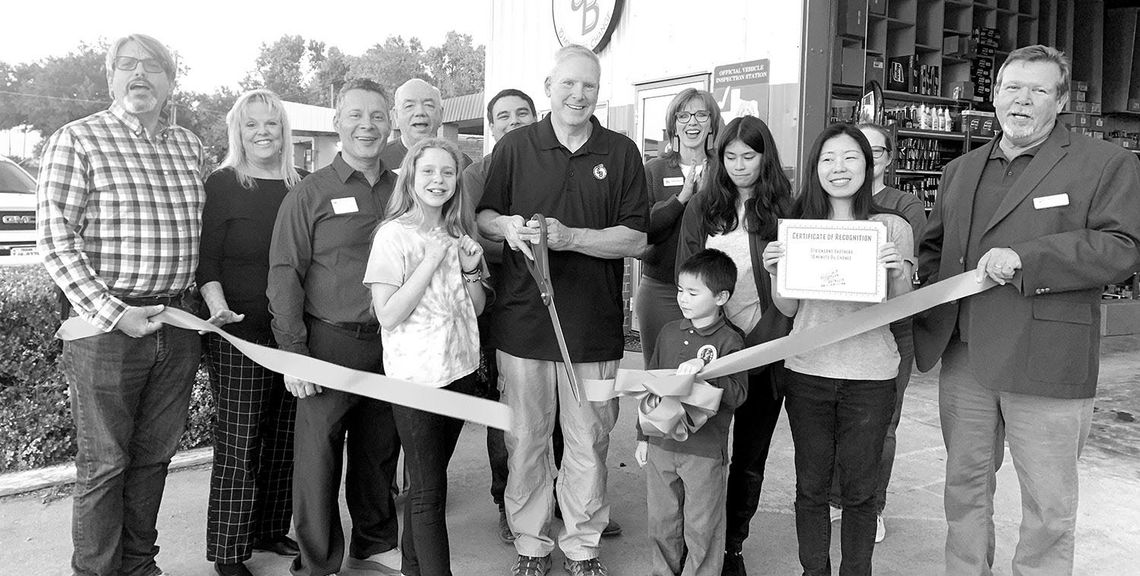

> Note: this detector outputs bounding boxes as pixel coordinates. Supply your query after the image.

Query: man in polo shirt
[379,78,472,170]
[38,33,205,576]
[478,44,649,576]
[268,78,402,576]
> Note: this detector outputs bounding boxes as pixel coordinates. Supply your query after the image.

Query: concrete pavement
[2,341,1139,575]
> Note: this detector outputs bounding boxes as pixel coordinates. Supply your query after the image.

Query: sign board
[712,59,770,123]
[552,0,624,53]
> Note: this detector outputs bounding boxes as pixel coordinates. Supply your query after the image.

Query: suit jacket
[914,123,1140,399]
[675,193,793,400]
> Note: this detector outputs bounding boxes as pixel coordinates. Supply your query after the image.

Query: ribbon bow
[584,369,723,441]
[524,214,585,405]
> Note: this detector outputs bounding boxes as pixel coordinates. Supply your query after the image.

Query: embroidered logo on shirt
[697,344,718,364]
[593,163,607,180]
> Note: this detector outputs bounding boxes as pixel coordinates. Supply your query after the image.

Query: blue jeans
[783,370,896,576]
[64,325,201,576]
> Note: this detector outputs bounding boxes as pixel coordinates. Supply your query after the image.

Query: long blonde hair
[384,137,475,239]
[218,89,302,190]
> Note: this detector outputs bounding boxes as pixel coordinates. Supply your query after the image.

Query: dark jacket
[675,193,793,400]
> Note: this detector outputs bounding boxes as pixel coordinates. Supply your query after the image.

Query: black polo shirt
[958,140,1041,341]
[479,114,649,362]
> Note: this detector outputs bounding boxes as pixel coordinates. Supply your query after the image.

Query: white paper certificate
[776,219,888,303]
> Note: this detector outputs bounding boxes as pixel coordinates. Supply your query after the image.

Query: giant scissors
[523,214,584,405]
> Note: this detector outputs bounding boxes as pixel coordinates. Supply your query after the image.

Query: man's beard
[124,93,158,115]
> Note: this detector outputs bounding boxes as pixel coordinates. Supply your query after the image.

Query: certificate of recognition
[776,219,887,303]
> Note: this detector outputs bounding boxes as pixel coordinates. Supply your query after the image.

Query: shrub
[0,264,214,472]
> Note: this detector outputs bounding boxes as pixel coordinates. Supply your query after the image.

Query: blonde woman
[197,88,306,576]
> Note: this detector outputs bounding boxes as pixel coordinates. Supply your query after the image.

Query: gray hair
[996,45,1071,102]
[105,34,176,87]
[335,78,391,117]
[549,44,601,79]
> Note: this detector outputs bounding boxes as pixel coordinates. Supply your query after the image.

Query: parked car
[0,156,37,257]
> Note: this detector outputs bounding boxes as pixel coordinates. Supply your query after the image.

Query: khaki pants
[939,340,1093,576]
[496,351,619,561]
[645,445,727,576]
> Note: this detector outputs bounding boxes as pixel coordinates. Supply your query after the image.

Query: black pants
[394,373,478,576]
[205,334,296,563]
[290,320,401,576]
[725,367,785,554]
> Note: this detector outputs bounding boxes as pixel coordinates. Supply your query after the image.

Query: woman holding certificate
[674,115,794,574]
[761,123,913,576]
[637,89,722,365]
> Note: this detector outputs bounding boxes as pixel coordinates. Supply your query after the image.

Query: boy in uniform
[635,249,747,576]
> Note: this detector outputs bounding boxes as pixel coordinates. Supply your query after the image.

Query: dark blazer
[914,123,1140,399]
[675,193,793,399]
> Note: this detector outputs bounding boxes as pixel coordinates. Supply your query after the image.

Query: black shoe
[601,519,622,538]
[252,535,300,556]
[722,550,746,576]
[214,562,254,576]
[498,504,517,543]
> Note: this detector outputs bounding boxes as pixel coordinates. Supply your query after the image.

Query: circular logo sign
[552,0,624,53]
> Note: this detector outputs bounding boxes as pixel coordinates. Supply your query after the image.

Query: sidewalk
[2,343,1138,575]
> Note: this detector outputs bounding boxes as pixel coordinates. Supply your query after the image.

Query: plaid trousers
[205,333,297,563]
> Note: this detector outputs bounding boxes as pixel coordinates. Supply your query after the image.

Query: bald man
[379,78,473,170]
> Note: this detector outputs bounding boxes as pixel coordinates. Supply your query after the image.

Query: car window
[0,162,36,193]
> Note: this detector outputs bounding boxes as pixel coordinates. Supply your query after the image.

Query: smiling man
[477,45,648,576]
[37,34,205,576]
[379,78,472,170]
[267,78,403,576]
[915,45,1140,576]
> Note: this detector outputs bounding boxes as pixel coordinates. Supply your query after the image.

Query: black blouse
[197,167,307,341]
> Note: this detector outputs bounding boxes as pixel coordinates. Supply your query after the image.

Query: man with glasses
[379,78,472,170]
[37,34,205,576]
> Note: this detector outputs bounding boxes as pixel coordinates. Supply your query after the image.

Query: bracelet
[463,269,483,283]
[461,265,480,275]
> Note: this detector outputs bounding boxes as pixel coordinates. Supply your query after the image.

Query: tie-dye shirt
[363,217,480,387]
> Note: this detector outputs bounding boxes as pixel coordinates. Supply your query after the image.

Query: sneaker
[601,519,622,538]
[346,547,402,575]
[722,551,746,576]
[829,505,842,523]
[563,557,608,576]
[499,505,517,543]
[875,514,886,543]
[511,554,552,576]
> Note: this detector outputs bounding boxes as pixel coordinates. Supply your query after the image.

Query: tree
[240,35,311,104]
[424,31,486,98]
[173,88,239,169]
[0,42,108,143]
[351,36,432,94]
[306,45,356,108]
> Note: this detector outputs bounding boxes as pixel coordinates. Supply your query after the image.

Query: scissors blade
[545,299,582,405]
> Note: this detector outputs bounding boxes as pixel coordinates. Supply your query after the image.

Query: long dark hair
[794,123,892,220]
[696,115,792,240]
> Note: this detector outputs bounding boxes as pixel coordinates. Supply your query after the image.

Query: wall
[486,0,806,163]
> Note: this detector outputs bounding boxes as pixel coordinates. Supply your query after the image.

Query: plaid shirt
[37,102,206,332]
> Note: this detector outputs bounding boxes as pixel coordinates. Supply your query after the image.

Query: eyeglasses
[675,111,712,123]
[114,56,166,74]
[871,146,889,159]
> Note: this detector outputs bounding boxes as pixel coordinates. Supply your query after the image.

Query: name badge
[663,176,684,187]
[331,197,359,214]
[1033,193,1069,210]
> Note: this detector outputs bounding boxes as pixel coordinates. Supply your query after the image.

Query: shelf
[883,89,976,105]
[897,128,967,141]
[896,169,945,176]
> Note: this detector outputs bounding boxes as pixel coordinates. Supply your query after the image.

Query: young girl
[762,123,913,576]
[675,115,793,574]
[364,137,486,576]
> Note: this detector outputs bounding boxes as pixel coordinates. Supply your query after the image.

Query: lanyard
[524,214,584,405]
